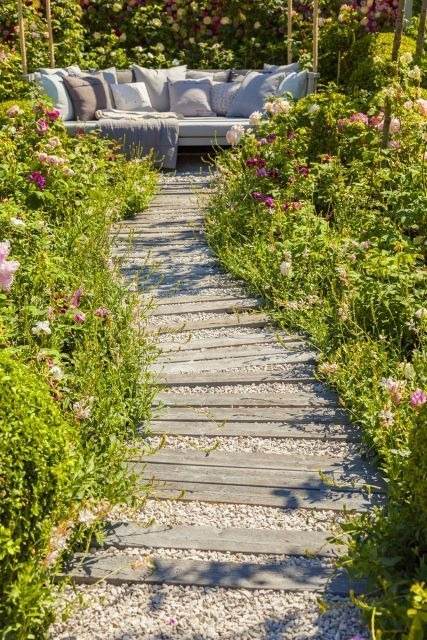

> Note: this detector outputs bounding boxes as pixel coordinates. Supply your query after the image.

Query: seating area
[29,63,318,153]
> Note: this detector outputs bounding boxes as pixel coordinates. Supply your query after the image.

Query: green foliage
[0,99,158,638]
[206,90,427,638]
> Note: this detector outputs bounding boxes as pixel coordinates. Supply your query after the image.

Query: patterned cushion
[169,79,215,117]
[111,82,154,112]
[211,81,241,116]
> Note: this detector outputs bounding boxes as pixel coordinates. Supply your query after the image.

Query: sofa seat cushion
[178,116,250,138]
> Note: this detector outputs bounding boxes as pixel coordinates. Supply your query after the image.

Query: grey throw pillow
[211,81,241,116]
[169,79,215,117]
[116,69,135,84]
[36,73,74,121]
[131,65,187,111]
[187,69,231,82]
[227,71,285,118]
[277,70,309,99]
[111,82,154,111]
[63,75,112,121]
[263,62,300,74]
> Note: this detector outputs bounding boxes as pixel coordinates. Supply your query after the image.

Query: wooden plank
[159,335,301,352]
[102,522,339,557]
[154,391,337,408]
[66,554,365,594]
[149,313,270,334]
[147,420,355,441]
[151,300,258,317]
[134,462,378,493]
[152,405,346,423]
[149,482,376,512]
[131,448,345,473]
[156,371,317,386]
[156,344,313,365]
[151,352,316,373]
[155,293,250,306]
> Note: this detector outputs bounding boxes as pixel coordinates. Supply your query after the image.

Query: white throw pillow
[168,78,215,117]
[110,82,154,112]
[131,65,187,111]
[277,70,308,99]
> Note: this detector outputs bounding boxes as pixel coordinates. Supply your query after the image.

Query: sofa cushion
[131,65,187,111]
[178,116,250,138]
[277,70,308,99]
[230,69,254,82]
[227,71,285,118]
[111,82,154,111]
[263,62,300,74]
[169,78,215,117]
[36,73,75,121]
[77,67,118,85]
[187,69,231,82]
[37,65,81,77]
[211,81,241,116]
[63,75,112,121]
[117,69,135,84]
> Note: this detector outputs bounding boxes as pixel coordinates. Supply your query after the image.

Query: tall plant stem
[382,0,406,148]
[287,0,293,64]
[415,0,427,61]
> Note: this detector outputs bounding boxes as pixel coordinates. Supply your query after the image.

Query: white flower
[78,508,97,525]
[280,260,293,276]
[414,307,427,320]
[32,320,51,336]
[400,52,413,65]
[220,16,231,25]
[10,217,26,227]
[407,66,422,82]
[308,103,320,114]
[249,111,263,126]
[265,99,292,115]
[226,124,245,146]
[379,409,394,426]
[49,365,64,381]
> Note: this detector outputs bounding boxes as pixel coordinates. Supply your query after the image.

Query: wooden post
[404,0,413,24]
[312,0,319,74]
[382,0,406,147]
[45,0,55,68]
[415,0,427,61]
[287,0,293,64]
[16,0,28,74]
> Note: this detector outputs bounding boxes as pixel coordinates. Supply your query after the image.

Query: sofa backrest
[116,69,135,84]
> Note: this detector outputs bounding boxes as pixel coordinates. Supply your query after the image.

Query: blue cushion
[227,71,285,118]
[277,70,308,99]
[37,73,75,121]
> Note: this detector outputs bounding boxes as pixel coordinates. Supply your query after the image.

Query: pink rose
[73,311,86,324]
[410,389,427,408]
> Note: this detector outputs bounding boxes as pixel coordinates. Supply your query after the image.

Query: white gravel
[163,382,327,396]
[109,499,344,532]
[144,435,355,459]
[50,583,368,640]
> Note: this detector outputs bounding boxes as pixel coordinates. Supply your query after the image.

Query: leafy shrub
[206,89,427,637]
[0,99,157,637]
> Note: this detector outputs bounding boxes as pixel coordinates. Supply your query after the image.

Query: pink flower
[226,123,245,146]
[410,389,427,408]
[0,240,19,292]
[246,157,266,168]
[45,108,61,122]
[70,288,83,308]
[28,171,46,190]
[266,133,277,143]
[389,117,401,134]
[36,118,49,134]
[256,167,269,177]
[94,307,111,318]
[415,98,427,116]
[263,196,275,208]
[283,201,302,211]
[36,152,48,163]
[73,312,86,324]
[296,165,310,177]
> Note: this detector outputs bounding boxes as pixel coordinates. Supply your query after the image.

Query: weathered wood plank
[147,420,354,441]
[151,351,316,373]
[156,371,317,386]
[155,293,248,306]
[151,405,345,423]
[156,345,314,365]
[149,313,270,334]
[154,390,337,408]
[151,300,258,317]
[134,461,379,493]
[102,522,339,557]
[159,335,301,352]
[148,482,375,511]
[131,447,374,477]
[66,554,365,594]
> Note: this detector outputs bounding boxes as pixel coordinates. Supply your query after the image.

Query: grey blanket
[95,111,179,169]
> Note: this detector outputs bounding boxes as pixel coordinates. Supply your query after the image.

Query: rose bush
[206,87,427,637]
[0,99,157,638]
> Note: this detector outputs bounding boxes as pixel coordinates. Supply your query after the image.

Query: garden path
[62,155,376,638]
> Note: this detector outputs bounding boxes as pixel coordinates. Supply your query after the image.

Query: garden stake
[312,0,319,89]
[45,0,55,68]
[415,0,427,61]
[16,0,28,75]
[287,0,293,64]
[382,0,406,148]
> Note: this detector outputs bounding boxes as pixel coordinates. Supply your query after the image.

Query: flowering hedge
[206,83,427,636]
[0,100,157,637]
